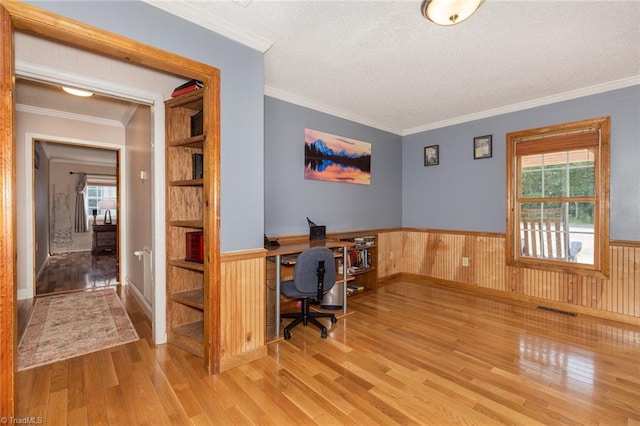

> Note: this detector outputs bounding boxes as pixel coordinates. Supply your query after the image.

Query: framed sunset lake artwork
[304,128,371,185]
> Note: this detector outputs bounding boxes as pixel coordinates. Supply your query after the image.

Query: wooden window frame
[506,117,610,278]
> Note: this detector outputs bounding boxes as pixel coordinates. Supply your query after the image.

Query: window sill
[507,257,609,279]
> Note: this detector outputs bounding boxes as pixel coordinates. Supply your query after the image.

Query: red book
[185,231,204,263]
[171,84,201,98]
[171,79,203,97]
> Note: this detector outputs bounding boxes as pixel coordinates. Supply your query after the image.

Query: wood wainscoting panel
[380,230,639,324]
[376,230,403,278]
[220,249,268,372]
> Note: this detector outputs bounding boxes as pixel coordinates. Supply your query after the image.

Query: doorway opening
[32,139,120,297]
[15,53,167,344]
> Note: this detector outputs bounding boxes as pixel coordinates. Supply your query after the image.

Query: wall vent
[536,306,577,317]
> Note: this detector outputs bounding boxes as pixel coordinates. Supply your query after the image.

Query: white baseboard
[17,288,31,301]
[18,255,51,300]
[50,248,91,255]
[125,278,152,321]
[35,254,50,281]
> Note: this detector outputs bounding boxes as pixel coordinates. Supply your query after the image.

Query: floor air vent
[536,306,577,317]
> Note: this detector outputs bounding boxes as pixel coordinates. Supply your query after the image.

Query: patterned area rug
[18,289,139,371]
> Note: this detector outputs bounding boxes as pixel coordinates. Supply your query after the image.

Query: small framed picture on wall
[424,145,439,166]
[473,135,492,159]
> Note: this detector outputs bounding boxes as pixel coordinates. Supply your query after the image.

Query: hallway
[18,251,119,340]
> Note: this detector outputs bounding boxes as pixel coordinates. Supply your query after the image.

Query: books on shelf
[280,254,298,265]
[185,231,204,263]
[192,153,203,179]
[342,235,375,248]
[347,284,364,296]
[190,110,203,137]
[338,246,372,275]
[171,79,203,98]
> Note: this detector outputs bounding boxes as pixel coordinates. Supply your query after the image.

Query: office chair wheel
[321,329,327,339]
[283,329,292,340]
[330,316,337,324]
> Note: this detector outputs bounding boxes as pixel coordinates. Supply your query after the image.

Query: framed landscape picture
[304,128,371,185]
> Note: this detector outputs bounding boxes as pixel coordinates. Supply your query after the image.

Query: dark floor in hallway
[35,251,118,296]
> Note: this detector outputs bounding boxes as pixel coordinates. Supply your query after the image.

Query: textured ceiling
[147,0,640,135]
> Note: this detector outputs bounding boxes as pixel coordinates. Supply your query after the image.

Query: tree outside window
[506,117,610,278]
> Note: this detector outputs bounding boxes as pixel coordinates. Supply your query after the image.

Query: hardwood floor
[16,278,640,425]
[18,251,119,340]
[35,252,118,296]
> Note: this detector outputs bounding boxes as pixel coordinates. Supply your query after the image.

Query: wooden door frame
[0,0,221,416]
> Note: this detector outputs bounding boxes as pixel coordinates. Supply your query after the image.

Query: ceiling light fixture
[421,0,484,26]
[61,86,94,97]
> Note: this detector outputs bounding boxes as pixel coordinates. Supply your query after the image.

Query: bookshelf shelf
[169,258,205,272]
[348,266,376,276]
[169,220,204,229]
[169,179,204,187]
[169,320,204,358]
[168,134,205,149]
[165,85,215,369]
[170,289,205,310]
[339,233,378,291]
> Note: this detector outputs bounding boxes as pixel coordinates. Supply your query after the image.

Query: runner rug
[18,289,139,371]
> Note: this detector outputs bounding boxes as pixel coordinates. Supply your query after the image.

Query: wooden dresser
[92,224,117,254]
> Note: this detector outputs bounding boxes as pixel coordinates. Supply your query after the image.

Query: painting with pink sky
[304,128,371,185]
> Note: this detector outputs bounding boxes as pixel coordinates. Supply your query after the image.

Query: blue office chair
[280,247,338,340]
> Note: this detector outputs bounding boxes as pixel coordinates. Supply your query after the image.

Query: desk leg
[275,254,281,339]
[343,246,348,315]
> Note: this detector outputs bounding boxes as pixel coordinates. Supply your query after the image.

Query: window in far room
[506,117,610,278]
[86,176,117,223]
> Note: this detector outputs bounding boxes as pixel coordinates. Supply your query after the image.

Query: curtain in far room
[74,172,88,232]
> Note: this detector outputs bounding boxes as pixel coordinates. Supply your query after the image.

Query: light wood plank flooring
[17,279,640,424]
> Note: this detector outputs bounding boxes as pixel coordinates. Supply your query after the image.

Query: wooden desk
[92,224,117,254]
[266,240,352,339]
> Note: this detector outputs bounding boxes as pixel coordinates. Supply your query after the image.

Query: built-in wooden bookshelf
[338,233,377,295]
[165,89,209,362]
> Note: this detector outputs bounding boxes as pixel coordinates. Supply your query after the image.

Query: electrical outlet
[462,257,469,267]
[389,251,394,260]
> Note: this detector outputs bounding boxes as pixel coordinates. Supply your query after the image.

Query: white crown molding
[268,76,640,137]
[121,104,140,127]
[141,0,273,53]
[264,85,403,136]
[16,103,124,128]
[15,60,164,127]
[15,60,158,105]
[403,76,640,136]
[49,157,117,167]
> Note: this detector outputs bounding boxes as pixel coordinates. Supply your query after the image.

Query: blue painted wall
[402,85,640,240]
[25,1,638,244]
[27,0,265,252]
[264,97,402,237]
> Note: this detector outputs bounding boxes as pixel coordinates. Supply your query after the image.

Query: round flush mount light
[62,86,94,97]
[421,0,484,26]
